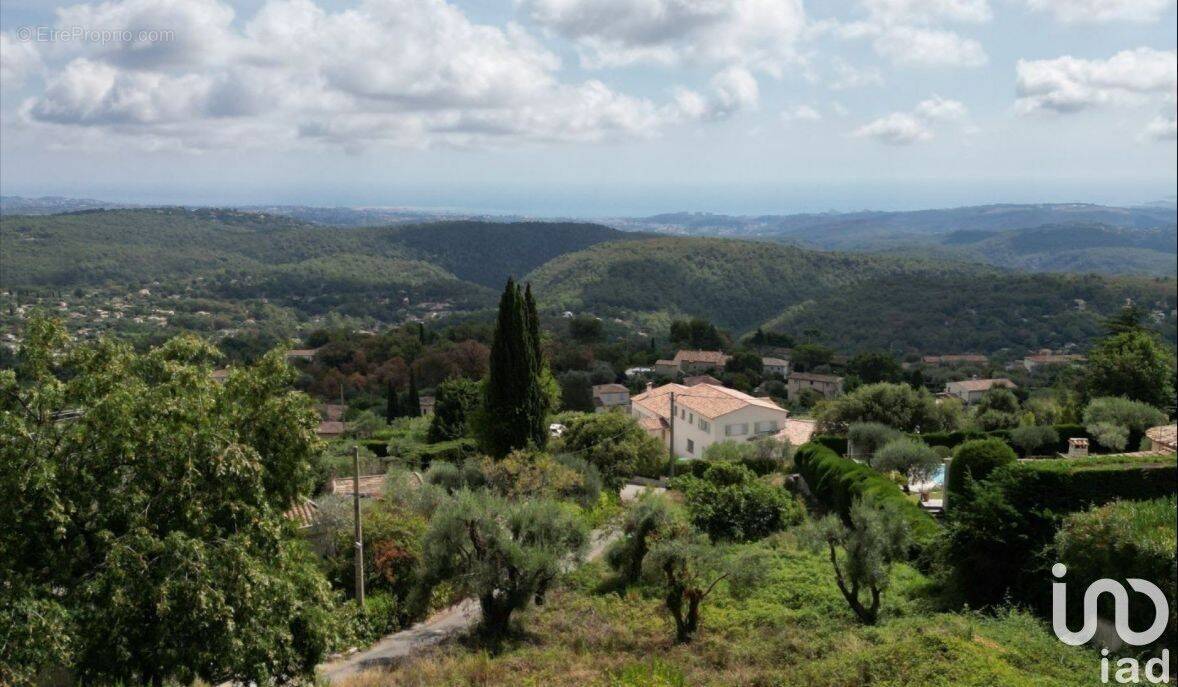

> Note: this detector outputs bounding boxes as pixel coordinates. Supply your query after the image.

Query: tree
[606,495,688,584]
[0,317,334,686]
[428,377,480,442]
[848,422,902,460]
[385,378,401,422]
[669,318,724,350]
[480,279,550,456]
[671,463,803,542]
[406,369,421,417]
[791,343,833,372]
[724,351,763,376]
[1008,424,1059,457]
[946,438,1017,499]
[418,491,586,638]
[559,412,666,486]
[568,314,603,342]
[805,495,910,625]
[973,387,1021,430]
[818,383,960,434]
[642,533,768,642]
[848,351,901,384]
[872,438,942,493]
[558,370,595,412]
[1082,397,1168,452]
[1085,328,1175,411]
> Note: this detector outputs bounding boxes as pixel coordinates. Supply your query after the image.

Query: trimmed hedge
[945,438,1016,499]
[946,452,1178,608]
[794,443,939,552]
[911,424,1089,456]
[812,434,849,456]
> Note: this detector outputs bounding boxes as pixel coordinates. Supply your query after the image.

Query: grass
[335,530,1098,687]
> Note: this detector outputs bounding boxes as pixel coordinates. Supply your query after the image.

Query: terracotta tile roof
[923,354,988,364]
[1024,354,1086,364]
[633,382,787,421]
[762,357,790,367]
[1146,424,1177,451]
[317,420,347,437]
[284,498,321,529]
[638,416,667,432]
[593,383,629,395]
[683,374,721,386]
[209,368,231,381]
[789,372,843,384]
[655,359,678,366]
[673,350,729,365]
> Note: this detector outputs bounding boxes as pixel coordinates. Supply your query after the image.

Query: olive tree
[872,438,942,492]
[0,317,334,686]
[606,494,689,584]
[1083,397,1168,452]
[418,490,587,638]
[1008,424,1059,457]
[805,495,910,625]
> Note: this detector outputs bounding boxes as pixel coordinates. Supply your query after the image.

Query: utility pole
[352,445,365,608]
[668,391,676,479]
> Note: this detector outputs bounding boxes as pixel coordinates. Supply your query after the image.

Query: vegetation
[427,377,480,442]
[1085,310,1176,410]
[1082,396,1168,452]
[1007,424,1060,457]
[606,495,688,584]
[872,437,942,492]
[671,463,804,542]
[479,279,551,456]
[817,383,961,434]
[556,411,667,486]
[0,317,334,685]
[945,439,1017,501]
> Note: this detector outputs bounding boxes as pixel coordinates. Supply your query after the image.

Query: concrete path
[317,525,619,683]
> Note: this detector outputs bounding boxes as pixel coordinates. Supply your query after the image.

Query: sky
[0,0,1175,216]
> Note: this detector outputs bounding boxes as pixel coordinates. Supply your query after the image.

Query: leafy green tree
[558,370,595,412]
[642,533,768,642]
[805,495,910,625]
[568,314,603,342]
[671,463,803,542]
[0,317,334,686]
[480,279,550,456]
[973,387,1021,430]
[1082,396,1168,451]
[848,422,902,460]
[848,351,901,384]
[1008,424,1060,457]
[1085,327,1175,411]
[946,438,1017,499]
[428,377,480,442]
[872,438,942,492]
[724,351,764,375]
[669,318,725,350]
[819,383,960,434]
[606,495,689,584]
[559,411,666,486]
[386,378,401,422]
[791,343,834,371]
[418,491,586,638]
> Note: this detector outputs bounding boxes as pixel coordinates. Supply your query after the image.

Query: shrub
[701,437,792,475]
[848,422,902,461]
[1008,425,1059,457]
[817,382,961,433]
[671,465,803,542]
[480,449,598,505]
[872,438,941,491]
[1082,397,1167,452]
[427,377,480,442]
[945,438,1016,500]
[793,443,940,553]
[1051,497,1176,658]
[559,412,666,486]
[605,495,689,584]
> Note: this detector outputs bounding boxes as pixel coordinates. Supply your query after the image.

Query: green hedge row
[947,452,1177,608]
[912,424,1090,455]
[812,435,849,455]
[794,443,940,552]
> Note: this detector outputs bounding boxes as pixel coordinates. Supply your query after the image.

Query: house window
[686,439,695,454]
[699,419,710,432]
[725,423,749,436]
[688,412,694,423]
[754,420,778,434]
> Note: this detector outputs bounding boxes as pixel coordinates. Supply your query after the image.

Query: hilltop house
[673,350,730,374]
[631,382,789,459]
[592,383,631,412]
[944,378,1016,405]
[1022,352,1085,372]
[786,371,844,400]
[762,357,790,377]
[654,359,681,377]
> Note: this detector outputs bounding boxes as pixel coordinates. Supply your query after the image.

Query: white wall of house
[669,404,790,459]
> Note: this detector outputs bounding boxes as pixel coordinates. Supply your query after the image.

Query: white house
[631,382,790,459]
[592,383,631,412]
[762,356,790,377]
[944,378,1016,405]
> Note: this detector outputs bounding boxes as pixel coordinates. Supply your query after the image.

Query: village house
[762,356,790,377]
[786,371,844,400]
[631,382,790,459]
[944,378,1016,404]
[673,349,730,374]
[316,420,346,439]
[285,347,321,362]
[654,359,681,377]
[1145,424,1177,453]
[419,395,436,415]
[592,383,631,412]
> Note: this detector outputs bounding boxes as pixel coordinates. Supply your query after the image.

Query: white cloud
[861,0,992,24]
[829,58,885,90]
[1015,48,1177,113]
[519,0,808,73]
[669,65,760,121]
[872,26,988,67]
[1023,0,1175,23]
[1,33,44,89]
[782,104,823,121]
[853,95,971,144]
[853,112,932,144]
[17,0,712,150]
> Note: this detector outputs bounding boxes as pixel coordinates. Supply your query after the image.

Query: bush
[1051,496,1176,658]
[816,382,961,433]
[1008,425,1059,457]
[793,443,940,553]
[701,437,792,475]
[480,449,600,506]
[671,464,803,542]
[848,422,902,461]
[1082,397,1167,452]
[428,377,480,442]
[605,495,688,584]
[872,437,941,490]
[559,412,666,486]
[945,438,1016,501]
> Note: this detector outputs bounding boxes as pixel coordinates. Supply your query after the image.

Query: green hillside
[529,236,1177,353]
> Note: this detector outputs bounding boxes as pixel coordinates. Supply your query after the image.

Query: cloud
[872,26,988,67]
[1,33,44,89]
[1143,99,1177,141]
[16,0,711,150]
[670,66,760,121]
[1022,0,1176,23]
[861,0,992,24]
[518,0,808,73]
[853,95,970,144]
[829,58,885,90]
[1015,48,1177,113]
[781,104,823,121]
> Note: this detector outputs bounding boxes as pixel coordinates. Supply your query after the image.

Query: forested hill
[527,236,1177,353]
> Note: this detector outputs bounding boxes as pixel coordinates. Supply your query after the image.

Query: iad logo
[1051,563,1171,684]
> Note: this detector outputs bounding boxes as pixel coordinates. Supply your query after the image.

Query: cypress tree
[481,278,549,456]
[522,283,548,448]
[407,370,421,417]
[385,379,400,422]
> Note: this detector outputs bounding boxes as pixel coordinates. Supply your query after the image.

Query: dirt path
[317,525,619,683]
